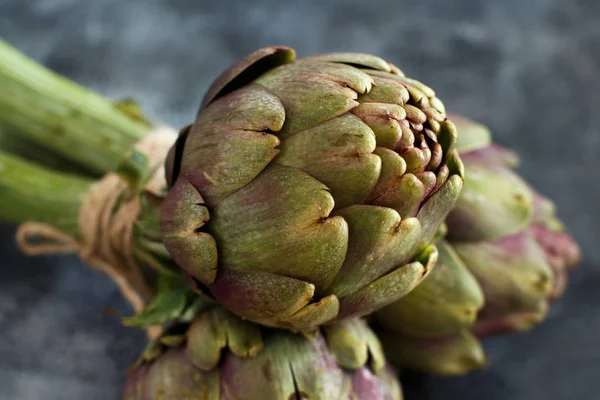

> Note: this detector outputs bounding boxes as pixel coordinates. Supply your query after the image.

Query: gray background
[0,0,598,399]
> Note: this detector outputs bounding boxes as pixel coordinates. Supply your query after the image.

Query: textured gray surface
[0,0,599,399]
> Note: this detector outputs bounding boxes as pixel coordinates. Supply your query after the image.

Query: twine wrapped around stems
[15,127,177,332]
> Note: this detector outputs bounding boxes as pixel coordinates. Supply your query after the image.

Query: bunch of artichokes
[130,46,577,396]
[0,41,580,399]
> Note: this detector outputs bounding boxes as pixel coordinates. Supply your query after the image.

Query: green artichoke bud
[123,303,402,400]
[374,241,487,375]
[160,46,464,331]
[375,241,484,338]
[377,329,486,376]
[373,115,580,375]
[448,115,580,336]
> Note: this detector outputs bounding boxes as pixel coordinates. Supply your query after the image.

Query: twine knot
[16,127,178,316]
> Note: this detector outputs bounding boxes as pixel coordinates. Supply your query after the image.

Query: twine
[15,127,178,328]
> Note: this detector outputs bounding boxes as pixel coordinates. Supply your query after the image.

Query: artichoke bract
[160,46,464,331]
[448,115,580,336]
[374,115,581,375]
[123,304,402,400]
[375,240,487,375]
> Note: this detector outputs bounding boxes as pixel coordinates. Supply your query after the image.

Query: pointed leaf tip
[200,46,296,110]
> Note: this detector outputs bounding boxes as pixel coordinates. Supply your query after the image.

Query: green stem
[0,151,92,237]
[0,123,92,175]
[0,41,179,283]
[0,38,151,175]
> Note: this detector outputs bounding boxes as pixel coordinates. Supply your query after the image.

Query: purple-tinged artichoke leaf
[445,149,465,178]
[437,120,458,163]
[210,164,348,293]
[429,96,446,115]
[200,46,295,110]
[426,141,443,171]
[160,177,218,286]
[417,174,463,246]
[530,224,581,300]
[379,329,486,376]
[371,173,425,218]
[336,245,437,320]
[197,83,286,133]
[531,190,563,231]
[375,240,483,337]
[123,348,221,400]
[185,310,227,371]
[415,171,436,197]
[532,224,581,271]
[210,267,339,331]
[460,143,521,168]
[350,366,403,400]
[369,147,434,217]
[366,70,436,101]
[394,75,436,99]
[446,158,533,242]
[254,62,373,136]
[358,75,410,105]
[371,147,408,180]
[323,318,385,373]
[473,302,548,338]
[275,114,381,209]
[220,333,348,400]
[403,104,427,124]
[327,208,422,297]
[450,114,491,153]
[402,147,429,173]
[433,164,449,192]
[351,103,406,148]
[453,231,553,321]
[283,295,341,332]
[183,85,284,204]
[186,307,263,371]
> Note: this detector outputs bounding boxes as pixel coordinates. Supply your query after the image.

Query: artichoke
[374,115,581,375]
[448,115,580,336]
[160,46,464,331]
[375,239,486,375]
[123,303,402,400]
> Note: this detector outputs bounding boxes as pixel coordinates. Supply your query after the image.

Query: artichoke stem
[0,38,150,175]
[0,151,92,237]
